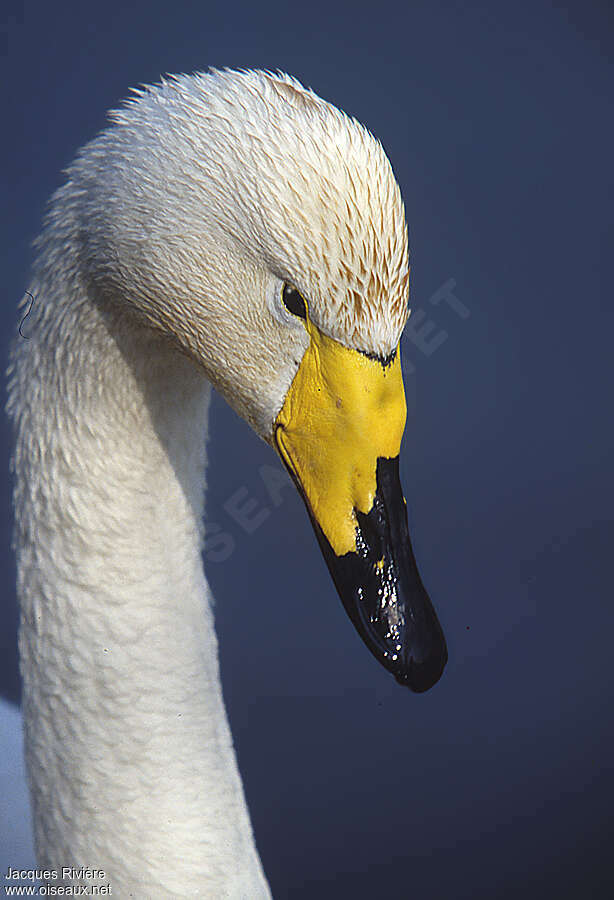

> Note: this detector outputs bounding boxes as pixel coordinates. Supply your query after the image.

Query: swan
[7,68,447,897]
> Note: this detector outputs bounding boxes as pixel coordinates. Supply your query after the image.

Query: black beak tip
[299,456,449,695]
[394,643,448,693]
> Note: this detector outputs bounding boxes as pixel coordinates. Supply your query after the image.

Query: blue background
[1,1,613,897]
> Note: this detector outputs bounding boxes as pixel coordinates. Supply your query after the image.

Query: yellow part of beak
[274,317,407,557]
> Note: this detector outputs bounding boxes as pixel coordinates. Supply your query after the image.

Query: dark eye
[281,283,307,319]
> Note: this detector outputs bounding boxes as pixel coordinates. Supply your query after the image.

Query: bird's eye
[281,283,307,320]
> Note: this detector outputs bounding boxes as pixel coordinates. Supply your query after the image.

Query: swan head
[69,68,446,690]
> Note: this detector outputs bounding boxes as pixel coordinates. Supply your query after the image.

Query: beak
[274,315,447,692]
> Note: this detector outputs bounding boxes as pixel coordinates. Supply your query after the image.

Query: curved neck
[12,286,270,897]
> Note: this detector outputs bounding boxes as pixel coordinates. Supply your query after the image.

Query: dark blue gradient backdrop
[1,1,613,897]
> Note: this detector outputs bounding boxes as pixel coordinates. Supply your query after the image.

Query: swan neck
[11,290,270,897]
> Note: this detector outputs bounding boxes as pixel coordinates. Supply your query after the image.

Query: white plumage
[7,69,410,897]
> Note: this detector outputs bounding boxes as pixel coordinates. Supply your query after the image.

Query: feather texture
[7,69,410,897]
